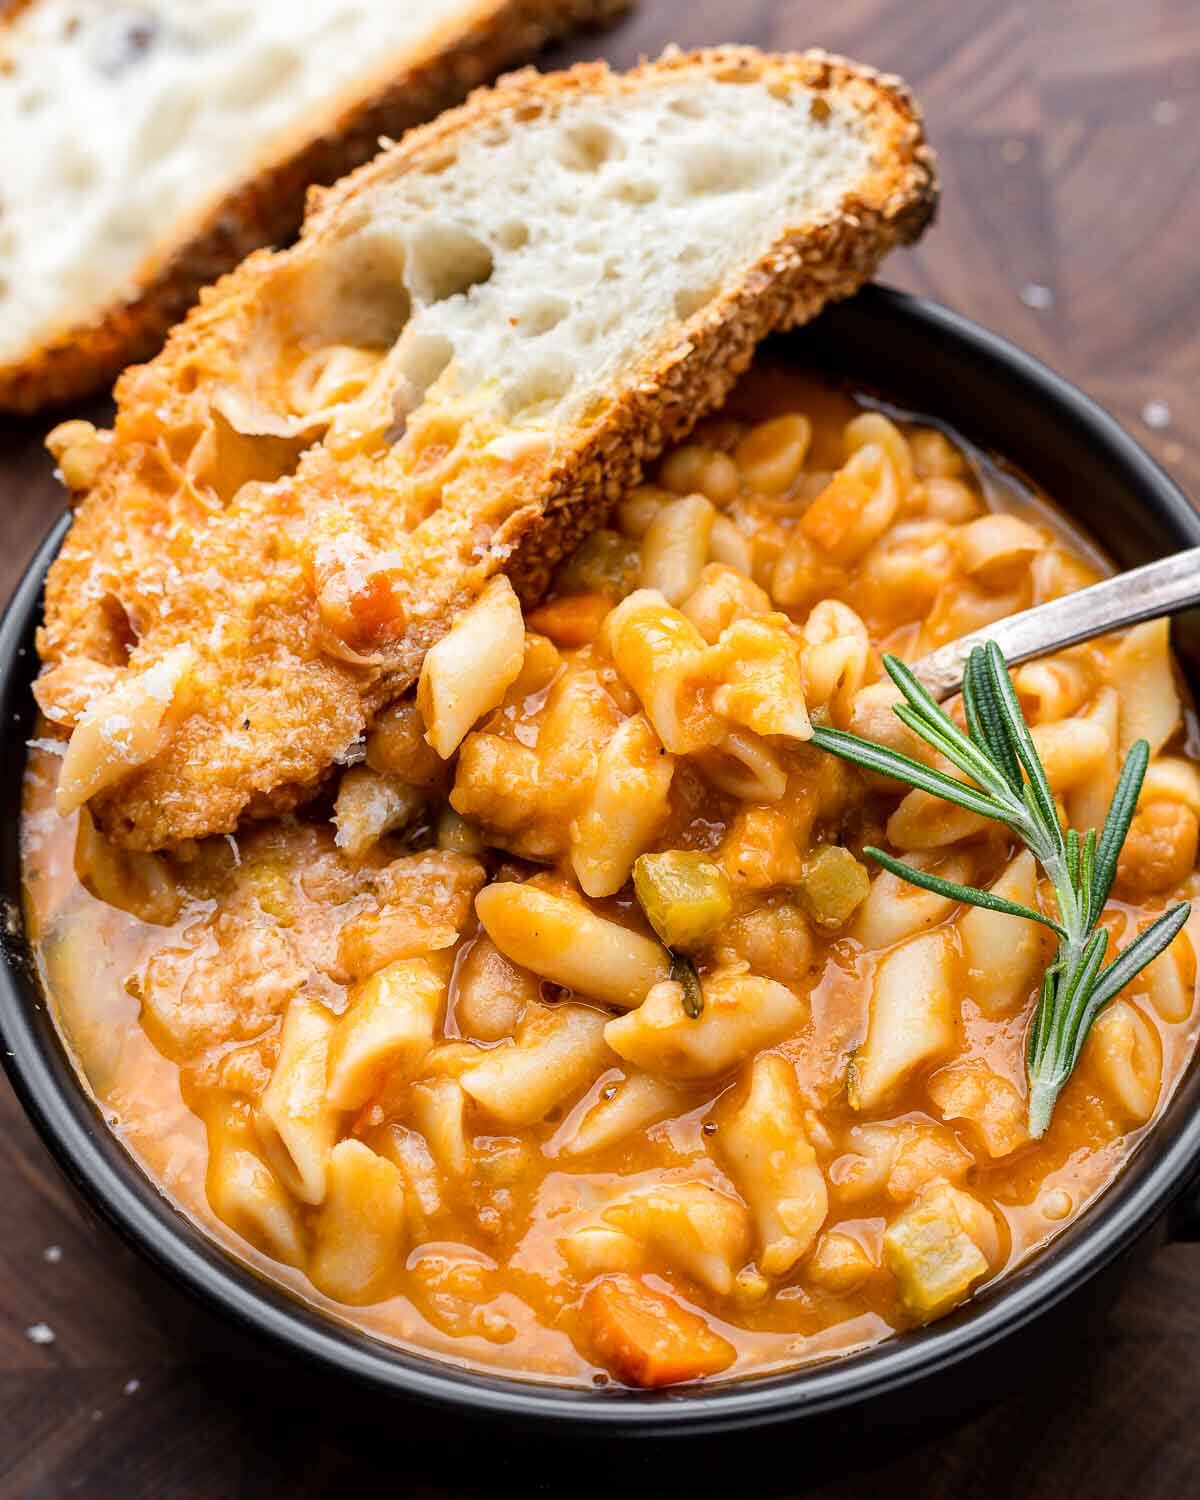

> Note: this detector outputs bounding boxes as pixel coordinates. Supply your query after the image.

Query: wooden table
[2,1,1199,1493]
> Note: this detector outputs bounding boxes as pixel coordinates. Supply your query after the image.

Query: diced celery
[556,529,641,599]
[795,845,870,930]
[633,850,733,951]
[883,1186,990,1322]
[436,807,486,857]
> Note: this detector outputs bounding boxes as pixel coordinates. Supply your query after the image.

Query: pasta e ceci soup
[22,364,1200,1389]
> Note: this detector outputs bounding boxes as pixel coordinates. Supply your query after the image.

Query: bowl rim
[3,283,1200,1435]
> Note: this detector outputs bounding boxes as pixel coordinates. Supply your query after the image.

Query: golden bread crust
[36,46,937,850]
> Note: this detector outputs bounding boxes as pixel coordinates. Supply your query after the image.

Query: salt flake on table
[123,1378,141,1396]
[25,1322,55,1345]
[42,1244,63,1264]
[1019,282,1054,310]
[1142,400,1171,429]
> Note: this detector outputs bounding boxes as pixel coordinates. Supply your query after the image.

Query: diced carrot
[582,1274,736,1388]
[799,468,872,554]
[526,592,612,647]
[348,570,407,640]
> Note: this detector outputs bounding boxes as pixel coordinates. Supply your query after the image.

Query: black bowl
[3,286,1200,1464]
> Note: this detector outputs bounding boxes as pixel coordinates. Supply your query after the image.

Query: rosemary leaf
[807,726,1004,822]
[1080,829,1097,929]
[1086,903,1191,1015]
[1091,740,1150,917]
[891,701,1013,804]
[671,952,704,1019]
[984,641,1063,854]
[964,646,1024,794]
[886,656,1014,799]
[961,663,989,765]
[1053,927,1109,1056]
[864,846,1066,937]
[1027,928,1110,1138]
[1026,967,1056,1071]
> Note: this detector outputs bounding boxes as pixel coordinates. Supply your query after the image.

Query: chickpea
[689,416,747,452]
[617,484,669,538]
[723,899,813,987]
[920,475,982,523]
[1116,801,1199,897]
[808,1231,874,1293]
[659,444,739,506]
[909,427,966,479]
[365,698,446,790]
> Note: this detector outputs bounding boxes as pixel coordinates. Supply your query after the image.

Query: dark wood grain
[2,2,1199,1494]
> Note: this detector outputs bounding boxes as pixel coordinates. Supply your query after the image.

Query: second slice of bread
[37,46,937,850]
[0,0,630,412]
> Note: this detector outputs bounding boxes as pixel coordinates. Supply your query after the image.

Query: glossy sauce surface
[21,365,1200,1387]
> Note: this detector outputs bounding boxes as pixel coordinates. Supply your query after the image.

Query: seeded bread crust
[502,51,936,600]
[0,0,631,413]
[284,45,937,611]
[38,46,937,851]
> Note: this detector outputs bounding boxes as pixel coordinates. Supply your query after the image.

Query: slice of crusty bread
[36,46,937,850]
[0,0,630,412]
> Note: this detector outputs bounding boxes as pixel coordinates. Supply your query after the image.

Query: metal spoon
[910,546,1200,701]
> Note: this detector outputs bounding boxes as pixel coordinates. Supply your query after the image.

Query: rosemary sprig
[810,641,1191,1138]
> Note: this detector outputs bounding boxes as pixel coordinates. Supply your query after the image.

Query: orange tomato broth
[20,362,1200,1389]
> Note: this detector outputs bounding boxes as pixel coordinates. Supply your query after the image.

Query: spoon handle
[911,545,1200,701]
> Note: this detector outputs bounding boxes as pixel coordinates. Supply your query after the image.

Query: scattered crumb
[999,138,1026,164]
[42,1245,63,1265]
[1019,282,1054,310]
[1153,99,1180,126]
[1164,442,1184,465]
[25,1322,55,1345]
[123,1378,141,1396]
[1142,400,1171,429]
